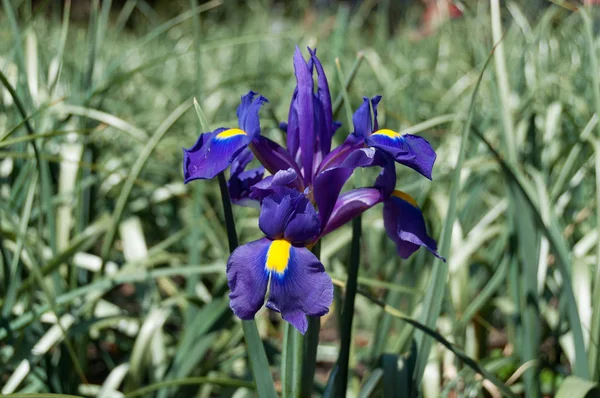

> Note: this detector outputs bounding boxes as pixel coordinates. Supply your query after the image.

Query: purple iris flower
[227,189,332,334]
[183,46,442,333]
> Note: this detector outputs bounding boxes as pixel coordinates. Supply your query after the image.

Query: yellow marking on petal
[391,190,418,207]
[266,239,292,275]
[215,128,247,140]
[372,129,401,138]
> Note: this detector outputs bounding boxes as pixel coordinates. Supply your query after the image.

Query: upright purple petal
[266,245,333,334]
[383,191,443,260]
[366,132,436,179]
[352,97,372,140]
[293,47,315,184]
[183,128,250,182]
[312,95,327,174]
[237,91,268,139]
[286,87,301,164]
[321,188,383,236]
[258,189,320,243]
[351,95,383,140]
[227,238,271,319]
[308,48,334,155]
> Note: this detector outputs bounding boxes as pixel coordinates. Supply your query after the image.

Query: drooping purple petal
[316,140,357,174]
[258,189,320,243]
[227,238,270,319]
[236,91,268,139]
[266,245,333,334]
[313,167,353,228]
[230,147,254,175]
[321,188,383,236]
[251,136,302,180]
[293,47,315,185]
[383,191,443,260]
[365,132,436,179]
[374,153,396,198]
[183,128,250,182]
[313,147,379,226]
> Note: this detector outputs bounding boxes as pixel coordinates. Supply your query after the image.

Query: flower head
[183,46,443,332]
[227,190,333,334]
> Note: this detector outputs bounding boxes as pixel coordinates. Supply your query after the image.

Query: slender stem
[299,242,322,397]
[217,173,239,250]
[334,216,361,397]
[215,172,276,398]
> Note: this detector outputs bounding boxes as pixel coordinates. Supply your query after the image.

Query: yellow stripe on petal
[372,129,401,138]
[215,128,247,140]
[391,190,418,207]
[266,239,292,275]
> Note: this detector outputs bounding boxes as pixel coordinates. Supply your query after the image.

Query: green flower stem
[216,172,277,398]
[334,215,362,397]
[300,241,323,397]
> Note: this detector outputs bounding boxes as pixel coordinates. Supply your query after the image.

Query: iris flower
[183,46,442,333]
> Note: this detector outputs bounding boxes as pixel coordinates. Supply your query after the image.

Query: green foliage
[0,0,599,396]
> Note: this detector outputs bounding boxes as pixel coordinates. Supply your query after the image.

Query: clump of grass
[0,1,599,397]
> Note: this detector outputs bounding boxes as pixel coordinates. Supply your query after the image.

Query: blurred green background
[1,0,600,396]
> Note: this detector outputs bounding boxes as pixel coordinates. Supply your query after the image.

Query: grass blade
[99,100,191,272]
[413,26,499,391]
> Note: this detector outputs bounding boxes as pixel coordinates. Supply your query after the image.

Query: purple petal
[321,188,383,236]
[374,153,397,198]
[228,166,265,207]
[183,128,250,182]
[251,136,302,179]
[317,140,358,173]
[286,87,301,163]
[383,191,443,260]
[365,132,436,179]
[230,148,254,176]
[258,190,320,243]
[352,97,372,139]
[314,167,353,228]
[227,238,271,319]
[266,245,333,334]
[313,148,378,226]
[250,169,299,203]
[308,48,334,156]
[283,200,320,244]
[237,91,268,139]
[351,95,382,139]
[293,46,315,185]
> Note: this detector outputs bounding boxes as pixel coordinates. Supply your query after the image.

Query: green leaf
[555,377,599,398]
